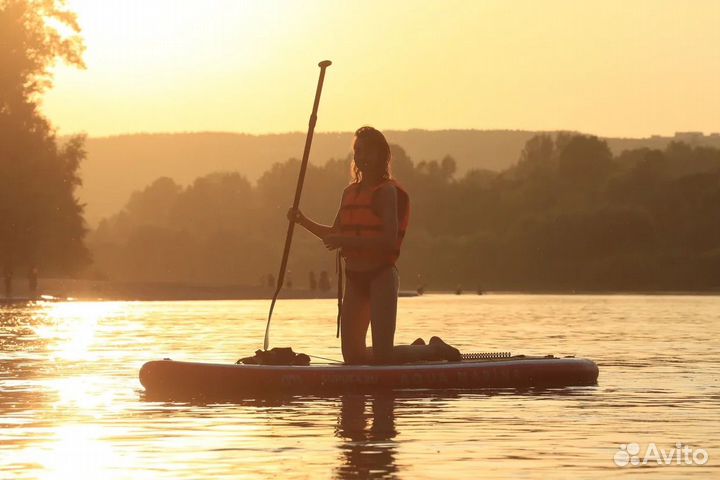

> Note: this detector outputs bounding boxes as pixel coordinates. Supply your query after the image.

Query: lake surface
[1,295,718,479]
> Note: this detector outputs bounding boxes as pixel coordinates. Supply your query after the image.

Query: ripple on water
[0,296,718,479]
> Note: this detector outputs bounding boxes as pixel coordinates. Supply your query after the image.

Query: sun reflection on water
[33,302,123,362]
[8,302,145,479]
[49,376,119,415]
[20,423,149,480]
[1,297,717,479]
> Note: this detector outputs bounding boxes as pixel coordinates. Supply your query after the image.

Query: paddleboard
[139,355,598,396]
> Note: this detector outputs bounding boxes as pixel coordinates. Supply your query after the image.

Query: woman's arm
[288,206,341,240]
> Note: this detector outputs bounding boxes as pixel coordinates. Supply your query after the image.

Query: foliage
[89,134,720,292]
[0,0,88,278]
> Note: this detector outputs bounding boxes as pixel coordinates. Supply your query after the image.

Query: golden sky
[44,0,720,138]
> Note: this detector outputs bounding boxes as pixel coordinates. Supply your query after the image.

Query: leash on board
[308,354,343,364]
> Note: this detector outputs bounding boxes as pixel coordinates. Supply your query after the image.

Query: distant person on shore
[318,271,331,292]
[286,271,293,289]
[309,271,317,292]
[28,267,38,298]
[455,284,462,295]
[416,273,425,296]
[3,265,11,298]
[288,126,460,364]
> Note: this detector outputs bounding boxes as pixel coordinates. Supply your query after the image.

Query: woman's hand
[322,234,346,251]
[286,207,306,224]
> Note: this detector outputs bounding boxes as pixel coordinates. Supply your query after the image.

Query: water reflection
[26,424,123,480]
[0,302,131,480]
[140,391,403,479]
[335,393,399,479]
[1,297,719,479]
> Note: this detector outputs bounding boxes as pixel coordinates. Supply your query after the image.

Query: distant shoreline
[2,278,719,302]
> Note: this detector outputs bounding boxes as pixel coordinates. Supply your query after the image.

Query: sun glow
[42,1,720,138]
[47,0,309,134]
[14,423,148,480]
[50,375,119,414]
[34,302,121,361]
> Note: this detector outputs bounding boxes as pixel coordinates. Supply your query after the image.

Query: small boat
[139,355,598,397]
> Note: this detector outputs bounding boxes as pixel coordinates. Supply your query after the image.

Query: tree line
[75,129,720,227]
[4,0,720,294]
[1,0,88,296]
[90,136,720,292]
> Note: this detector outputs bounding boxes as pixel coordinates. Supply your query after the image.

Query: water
[1,295,718,479]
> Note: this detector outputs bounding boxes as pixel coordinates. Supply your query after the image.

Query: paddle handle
[264,60,332,351]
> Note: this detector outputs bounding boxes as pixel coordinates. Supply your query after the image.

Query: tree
[557,135,614,188]
[126,177,182,230]
[170,172,255,234]
[513,134,555,181]
[0,0,88,292]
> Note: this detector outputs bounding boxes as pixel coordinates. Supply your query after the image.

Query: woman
[288,126,460,364]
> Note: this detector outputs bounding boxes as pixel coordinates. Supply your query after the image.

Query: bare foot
[429,336,462,361]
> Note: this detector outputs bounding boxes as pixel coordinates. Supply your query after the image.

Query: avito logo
[614,442,709,467]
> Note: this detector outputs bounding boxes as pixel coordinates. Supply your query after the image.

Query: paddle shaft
[263,60,332,351]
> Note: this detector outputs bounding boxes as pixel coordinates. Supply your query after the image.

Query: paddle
[263,60,332,351]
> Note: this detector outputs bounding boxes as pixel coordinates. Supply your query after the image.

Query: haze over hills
[78,129,720,226]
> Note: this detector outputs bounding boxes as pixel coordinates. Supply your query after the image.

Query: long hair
[351,126,392,183]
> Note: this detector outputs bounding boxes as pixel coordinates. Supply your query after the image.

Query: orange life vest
[338,179,410,265]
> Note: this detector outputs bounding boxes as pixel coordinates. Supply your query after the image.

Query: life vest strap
[338,224,406,237]
[339,224,382,232]
[339,204,373,211]
[342,248,401,258]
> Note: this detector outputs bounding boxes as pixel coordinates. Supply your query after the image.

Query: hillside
[77,130,720,225]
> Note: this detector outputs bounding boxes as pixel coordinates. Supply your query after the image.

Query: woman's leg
[369,266,399,364]
[341,277,371,364]
[366,266,463,364]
